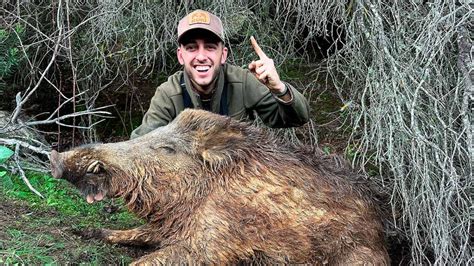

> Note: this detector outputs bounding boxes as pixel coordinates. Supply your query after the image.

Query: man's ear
[221,46,228,65]
[177,47,185,65]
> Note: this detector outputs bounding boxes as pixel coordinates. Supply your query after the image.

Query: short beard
[187,65,221,94]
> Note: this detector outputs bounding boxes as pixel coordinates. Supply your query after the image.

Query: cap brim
[177,27,224,44]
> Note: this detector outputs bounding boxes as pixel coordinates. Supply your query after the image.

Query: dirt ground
[0,194,151,264]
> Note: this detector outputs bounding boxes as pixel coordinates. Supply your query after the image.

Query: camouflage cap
[177,10,224,43]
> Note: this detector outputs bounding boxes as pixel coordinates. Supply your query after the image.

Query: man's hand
[248,36,287,95]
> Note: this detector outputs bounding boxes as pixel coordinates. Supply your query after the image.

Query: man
[131,10,310,139]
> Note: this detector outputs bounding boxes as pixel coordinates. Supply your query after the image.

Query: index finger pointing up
[250,36,268,59]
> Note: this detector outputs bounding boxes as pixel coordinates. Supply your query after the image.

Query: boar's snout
[50,150,64,179]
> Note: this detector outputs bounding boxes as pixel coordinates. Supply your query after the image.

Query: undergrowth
[0,172,143,264]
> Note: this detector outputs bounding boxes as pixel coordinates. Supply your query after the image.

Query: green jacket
[131,64,310,139]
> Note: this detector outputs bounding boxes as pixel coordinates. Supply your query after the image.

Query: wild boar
[50,109,389,265]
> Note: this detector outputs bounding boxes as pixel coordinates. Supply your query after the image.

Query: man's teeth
[195,66,210,72]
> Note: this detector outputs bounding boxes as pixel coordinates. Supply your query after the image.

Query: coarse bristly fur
[50,109,390,265]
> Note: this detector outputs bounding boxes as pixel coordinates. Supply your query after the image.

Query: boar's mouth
[50,150,110,204]
[72,163,111,204]
[81,184,106,204]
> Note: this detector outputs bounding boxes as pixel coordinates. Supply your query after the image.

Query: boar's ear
[86,160,105,174]
[175,109,248,165]
[197,121,246,166]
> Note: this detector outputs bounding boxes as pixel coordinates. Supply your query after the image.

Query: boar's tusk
[50,150,64,179]
[87,160,102,174]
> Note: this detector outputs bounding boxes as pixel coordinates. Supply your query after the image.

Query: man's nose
[195,48,207,61]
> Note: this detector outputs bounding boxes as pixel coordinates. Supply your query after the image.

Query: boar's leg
[81,224,161,246]
[130,243,207,265]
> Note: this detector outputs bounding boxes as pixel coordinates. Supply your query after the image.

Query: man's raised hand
[248,36,286,94]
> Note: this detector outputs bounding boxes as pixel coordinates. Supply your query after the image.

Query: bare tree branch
[13,143,44,198]
[0,138,49,156]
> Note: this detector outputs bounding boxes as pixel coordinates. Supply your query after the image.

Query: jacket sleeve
[130,86,176,139]
[244,71,310,128]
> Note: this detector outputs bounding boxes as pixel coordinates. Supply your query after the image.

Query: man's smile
[195,65,211,72]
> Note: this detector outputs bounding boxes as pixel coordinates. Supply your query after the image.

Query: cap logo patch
[189,11,210,25]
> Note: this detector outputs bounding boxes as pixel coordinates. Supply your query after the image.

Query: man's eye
[186,45,196,51]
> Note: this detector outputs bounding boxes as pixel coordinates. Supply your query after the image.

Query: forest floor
[0,172,149,264]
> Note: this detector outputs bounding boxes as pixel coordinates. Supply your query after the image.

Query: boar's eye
[150,143,177,154]
[160,146,176,154]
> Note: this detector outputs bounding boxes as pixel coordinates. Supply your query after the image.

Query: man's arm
[248,36,287,96]
[244,71,309,128]
[246,36,310,127]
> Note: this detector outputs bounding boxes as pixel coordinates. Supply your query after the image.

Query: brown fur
[50,109,390,265]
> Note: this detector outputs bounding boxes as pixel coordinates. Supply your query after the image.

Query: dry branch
[0,0,113,200]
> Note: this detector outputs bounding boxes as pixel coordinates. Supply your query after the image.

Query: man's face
[177,31,228,93]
